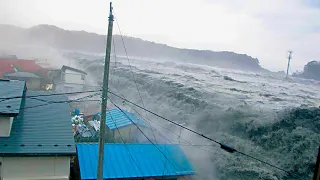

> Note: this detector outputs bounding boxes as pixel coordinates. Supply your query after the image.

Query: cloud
[305,0,320,8]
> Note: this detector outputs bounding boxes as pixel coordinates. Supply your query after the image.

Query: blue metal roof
[0,79,25,115]
[98,109,149,130]
[0,90,76,156]
[76,143,195,179]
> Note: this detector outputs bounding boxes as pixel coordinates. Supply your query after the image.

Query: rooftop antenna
[286,51,293,78]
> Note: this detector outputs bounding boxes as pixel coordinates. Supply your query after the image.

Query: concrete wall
[55,83,85,93]
[26,78,41,90]
[0,117,13,137]
[64,69,85,85]
[0,156,70,180]
[3,77,40,90]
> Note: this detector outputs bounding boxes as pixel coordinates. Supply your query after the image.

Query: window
[81,75,85,80]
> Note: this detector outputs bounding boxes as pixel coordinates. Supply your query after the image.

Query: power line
[111,98,209,180]
[108,81,224,158]
[126,102,223,155]
[109,73,175,179]
[112,38,117,73]
[107,90,292,175]
[6,85,297,175]
[114,14,158,144]
[0,90,101,101]
[108,98,196,180]
[110,17,291,175]
[18,93,101,111]
[106,107,145,177]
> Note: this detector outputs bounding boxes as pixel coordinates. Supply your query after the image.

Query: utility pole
[97,2,114,180]
[286,51,293,78]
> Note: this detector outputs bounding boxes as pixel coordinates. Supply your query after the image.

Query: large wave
[84,58,320,180]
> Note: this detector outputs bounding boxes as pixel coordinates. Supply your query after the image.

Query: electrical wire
[112,38,117,74]
[107,90,293,175]
[106,107,145,177]
[0,89,102,101]
[18,93,101,111]
[9,86,293,176]
[108,97,203,180]
[124,99,223,155]
[113,14,159,144]
[111,13,291,176]
[108,81,224,158]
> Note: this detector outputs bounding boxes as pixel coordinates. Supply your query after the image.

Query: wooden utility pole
[97,2,114,180]
[286,51,293,78]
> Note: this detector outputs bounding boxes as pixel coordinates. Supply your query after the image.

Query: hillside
[293,61,320,81]
[0,24,267,72]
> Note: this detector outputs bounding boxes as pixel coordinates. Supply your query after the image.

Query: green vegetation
[293,61,320,81]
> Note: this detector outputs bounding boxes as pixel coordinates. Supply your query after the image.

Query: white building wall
[0,156,70,180]
[64,73,85,85]
[0,117,13,137]
[55,83,85,93]
[65,69,82,75]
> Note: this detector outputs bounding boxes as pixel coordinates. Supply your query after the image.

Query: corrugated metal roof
[3,72,41,78]
[76,143,195,179]
[0,91,76,156]
[0,79,25,115]
[0,59,51,78]
[99,109,149,130]
[61,65,87,75]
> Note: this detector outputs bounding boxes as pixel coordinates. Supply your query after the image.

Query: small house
[0,79,76,180]
[85,109,150,143]
[76,143,195,180]
[0,58,52,90]
[53,65,87,93]
[3,72,42,90]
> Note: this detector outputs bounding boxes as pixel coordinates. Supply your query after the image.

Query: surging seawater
[84,57,320,180]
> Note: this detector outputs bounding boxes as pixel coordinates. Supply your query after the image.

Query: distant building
[0,58,52,90]
[0,59,49,78]
[53,65,87,93]
[35,59,52,69]
[0,79,76,180]
[3,72,42,90]
[0,55,17,59]
[76,143,195,180]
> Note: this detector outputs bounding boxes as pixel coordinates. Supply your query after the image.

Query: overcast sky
[0,0,319,71]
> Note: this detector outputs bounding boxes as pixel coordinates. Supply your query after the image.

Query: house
[0,58,50,78]
[76,143,195,180]
[82,108,150,143]
[0,79,76,180]
[52,65,87,93]
[0,58,52,89]
[3,72,42,90]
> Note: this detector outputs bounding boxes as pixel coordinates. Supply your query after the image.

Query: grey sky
[0,0,319,72]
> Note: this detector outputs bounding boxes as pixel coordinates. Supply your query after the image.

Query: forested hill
[0,24,268,72]
[293,61,320,81]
